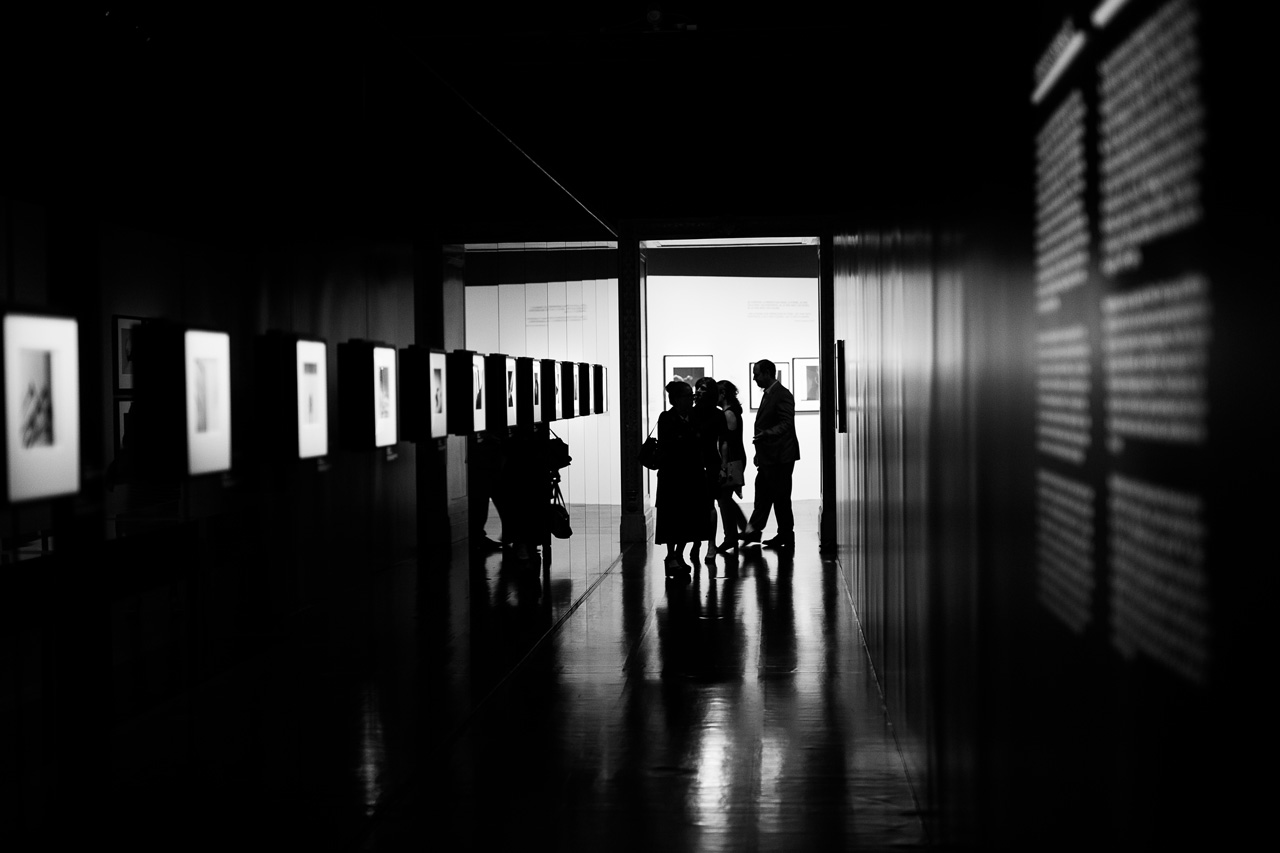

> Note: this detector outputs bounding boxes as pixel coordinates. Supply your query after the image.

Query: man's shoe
[739,530,762,546]
[715,540,736,554]
[762,537,794,550]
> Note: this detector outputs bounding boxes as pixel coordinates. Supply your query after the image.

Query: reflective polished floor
[109,501,925,851]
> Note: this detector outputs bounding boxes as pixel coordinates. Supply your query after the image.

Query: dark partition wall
[833,0,1271,847]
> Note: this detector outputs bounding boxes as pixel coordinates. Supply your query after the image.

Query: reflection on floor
[109,501,925,851]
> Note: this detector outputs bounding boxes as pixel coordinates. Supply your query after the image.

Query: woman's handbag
[638,426,660,470]
[549,479,572,539]
[548,428,572,471]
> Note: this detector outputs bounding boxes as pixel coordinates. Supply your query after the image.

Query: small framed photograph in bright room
[114,315,144,393]
[540,358,559,422]
[592,364,606,414]
[482,353,513,432]
[577,363,591,416]
[1,311,80,503]
[835,340,847,433]
[515,356,540,426]
[185,328,233,475]
[792,356,820,412]
[503,355,518,427]
[470,352,487,433]
[560,361,577,420]
[663,355,713,401]
[748,359,790,410]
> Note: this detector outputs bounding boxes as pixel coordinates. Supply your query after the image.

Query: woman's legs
[717,489,747,550]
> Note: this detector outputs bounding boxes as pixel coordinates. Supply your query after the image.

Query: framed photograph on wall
[836,340,847,433]
[185,329,233,475]
[578,363,591,416]
[793,356,820,412]
[592,364,606,414]
[560,361,577,420]
[747,359,790,410]
[115,398,132,453]
[2,312,80,503]
[664,355,713,398]
[471,352,486,433]
[504,356,518,427]
[296,338,328,458]
[114,315,144,392]
[430,349,449,438]
[539,358,558,422]
[374,345,398,447]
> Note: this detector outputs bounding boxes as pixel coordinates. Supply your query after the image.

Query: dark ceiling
[3,3,1041,242]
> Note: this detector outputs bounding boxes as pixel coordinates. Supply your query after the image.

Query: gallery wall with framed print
[482,353,512,432]
[185,329,233,475]
[792,356,820,412]
[560,361,577,420]
[445,350,479,435]
[470,352,486,433]
[1,311,81,503]
[429,349,449,439]
[258,331,327,460]
[747,359,790,410]
[115,398,132,453]
[663,355,713,403]
[593,364,606,414]
[503,355,518,428]
[835,340,847,433]
[515,356,541,427]
[338,340,398,450]
[577,363,591,416]
[540,358,559,422]
[114,315,143,393]
[295,337,328,458]
[399,345,451,442]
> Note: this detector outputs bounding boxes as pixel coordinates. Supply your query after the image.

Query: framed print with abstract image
[296,338,328,459]
[115,398,132,454]
[2,312,80,503]
[185,329,232,475]
[429,349,448,438]
[747,359,790,410]
[114,315,143,392]
[374,345,398,447]
[663,355,713,408]
[792,357,820,412]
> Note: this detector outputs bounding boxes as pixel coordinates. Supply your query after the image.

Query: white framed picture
[530,359,543,423]
[296,338,328,458]
[184,329,232,475]
[471,352,486,433]
[429,349,449,439]
[504,355,518,428]
[792,356,820,412]
[373,345,398,447]
[663,354,713,408]
[3,313,80,502]
[114,315,143,392]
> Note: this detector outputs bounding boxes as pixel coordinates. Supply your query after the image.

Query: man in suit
[740,359,799,550]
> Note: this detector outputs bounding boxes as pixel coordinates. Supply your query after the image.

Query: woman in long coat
[656,380,712,576]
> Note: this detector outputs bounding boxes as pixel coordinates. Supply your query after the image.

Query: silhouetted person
[714,379,749,552]
[740,359,799,551]
[656,380,712,577]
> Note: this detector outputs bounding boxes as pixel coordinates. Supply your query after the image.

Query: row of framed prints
[663,355,821,412]
[2,310,610,506]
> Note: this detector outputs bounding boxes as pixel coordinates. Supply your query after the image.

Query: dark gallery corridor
[1,3,1273,851]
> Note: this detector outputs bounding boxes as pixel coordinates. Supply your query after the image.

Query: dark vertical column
[617,224,647,542]
[818,232,837,553]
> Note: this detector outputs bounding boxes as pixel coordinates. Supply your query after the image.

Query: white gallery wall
[465,278,622,506]
[647,275,821,501]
